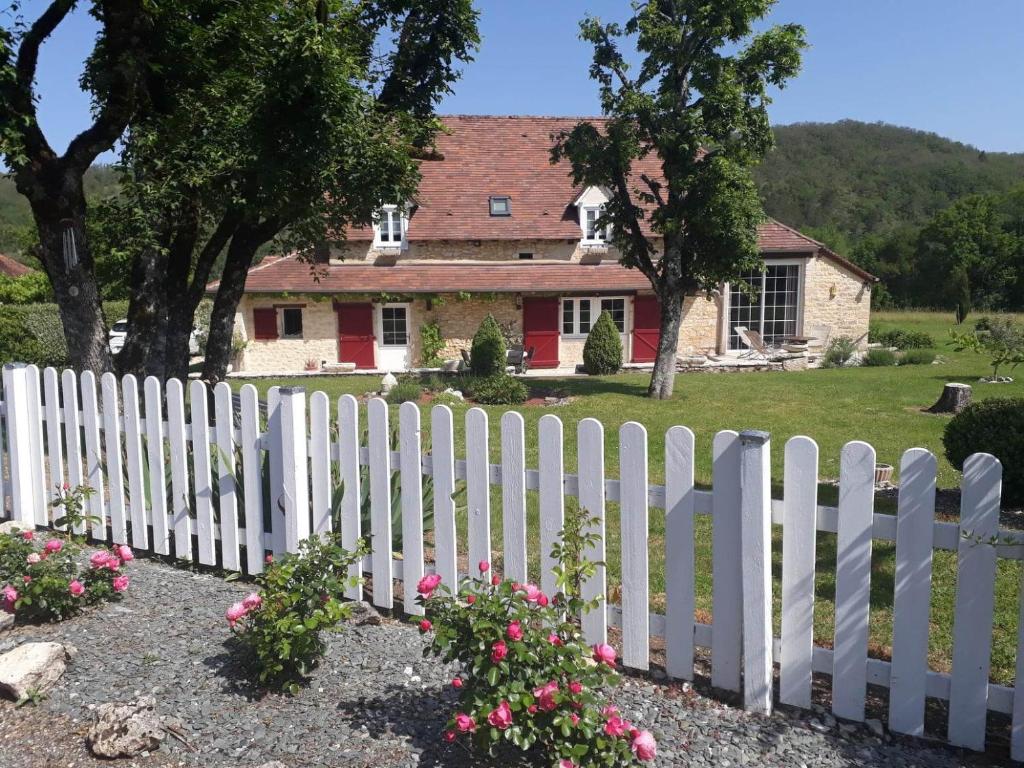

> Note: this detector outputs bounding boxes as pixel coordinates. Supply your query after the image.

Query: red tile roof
[0,254,34,278]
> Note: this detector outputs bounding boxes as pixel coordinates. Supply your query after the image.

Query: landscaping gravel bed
[0,553,1004,767]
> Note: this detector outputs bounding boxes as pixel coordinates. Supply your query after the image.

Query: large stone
[0,521,28,536]
[0,641,75,700]
[381,372,398,394]
[87,696,165,758]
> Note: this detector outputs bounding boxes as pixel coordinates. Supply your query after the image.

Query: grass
[233,309,1024,684]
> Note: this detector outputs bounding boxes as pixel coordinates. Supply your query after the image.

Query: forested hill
[755,120,1024,241]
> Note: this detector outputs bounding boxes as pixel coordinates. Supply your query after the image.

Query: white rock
[0,612,13,631]
[442,388,464,401]
[381,372,399,394]
[87,696,165,758]
[0,641,75,700]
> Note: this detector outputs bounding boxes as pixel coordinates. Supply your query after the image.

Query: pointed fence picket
[1,366,1021,760]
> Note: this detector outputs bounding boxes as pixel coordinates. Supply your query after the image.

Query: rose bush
[227,532,367,693]
[418,510,656,766]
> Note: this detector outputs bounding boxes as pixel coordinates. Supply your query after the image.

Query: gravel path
[0,552,1004,767]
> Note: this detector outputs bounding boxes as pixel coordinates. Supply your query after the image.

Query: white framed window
[582,205,608,244]
[380,304,409,346]
[281,307,303,339]
[561,296,628,337]
[374,205,406,248]
[727,262,803,351]
[489,196,511,216]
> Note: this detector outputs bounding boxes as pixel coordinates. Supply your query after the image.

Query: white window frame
[581,205,609,245]
[280,306,304,339]
[561,295,628,338]
[374,204,407,250]
[376,302,411,347]
[724,259,805,353]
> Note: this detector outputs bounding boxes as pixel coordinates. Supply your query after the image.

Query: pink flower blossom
[491,575,500,586]
[521,583,542,603]
[22,575,31,584]
[559,761,576,768]
[478,560,490,573]
[631,729,657,761]
[604,715,630,738]
[44,539,62,554]
[242,592,262,610]
[537,593,549,607]
[90,551,113,569]
[417,573,442,597]
[68,580,85,597]
[226,601,247,626]
[21,530,33,541]
[443,730,456,743]
[487,700,513,730]
[568,681,583,695]
[466,594,476,605]
[112,575,130,593]
[26,553,40,565]
[533,681,559,712]
[115,545,134,562]
[527,704,538,714]
[451,677,463,689]
[570,713,580,726]
[547,633,563,647]
[3,585,18,602]
[419,619,432,632]
[62,482,70,491]
[600,705,619,718]
[592,643,617,666]
[454,713,476,732]
[506,621,523,641]
[490,640,508,663]
[265,554,274,564]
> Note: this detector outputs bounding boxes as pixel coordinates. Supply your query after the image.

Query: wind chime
[61,219,80,297]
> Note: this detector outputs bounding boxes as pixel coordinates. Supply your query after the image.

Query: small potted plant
[874,463,894,486]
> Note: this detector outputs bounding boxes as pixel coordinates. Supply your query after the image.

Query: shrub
[0,300,135,368]
[228,533,366,692]
[385,380,423,405]
[470,315,507,377]
[944,399,1024,507]
[582,311,623,375]
[868,326,935,350]
[900,349,936,365]
[417,509,656,765]
[469,375,528,405]
[821,336,857,368]
[862,348,897,367]
[950,318,1024,379]
[420,322,445,367]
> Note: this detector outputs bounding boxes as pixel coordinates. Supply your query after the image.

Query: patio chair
[459,348,471,372]
[735,326,783,360]
[505,345,535,374]
[805,324,832,355]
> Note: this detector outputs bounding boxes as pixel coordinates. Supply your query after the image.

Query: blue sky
[29,0,1024,161]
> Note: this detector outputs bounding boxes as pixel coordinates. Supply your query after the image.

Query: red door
[631,295,661,363]
[523,297,560,369]
[337,303,376,369]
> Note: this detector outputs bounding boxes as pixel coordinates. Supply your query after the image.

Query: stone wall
[237,296,338,373]
[801,254,872,347]
[332,239,616,264]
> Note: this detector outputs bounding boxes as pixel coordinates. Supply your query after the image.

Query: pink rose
[491,575,500,586]
[451,677,463,689]
[242,592,262,610]
[417,573,442,597]
[568,681,582,695]
[592,643,617,666]
[116,545,134,562]
[112,575,130,592]
[21,530,33,541]
[68,580,85,597]
[487,700,513,730]
[466,594,476,605]
[44,539,62,554]
[226,601,247,626]
[527,704,538,714]
[631,729,657,761]
[601,705,619,718]
[26,553,41,564]
[490,640,508,663]
[537,593,549,607]
[265,554,274,564]
[62,482,70,491]
[90,551,113,569]
[419,619,432,632]
[454,713,476,732]
[547,632,563,647]
[443,730,456,743]
[478,560,490,573]
[3,585,18,602]
[506,621,523,641]
[570,713,580,726]
[533,681,559,712]
[604,715,630,738]
[560,761,576,768]
[521,583,542,603]
[22,575,31,584]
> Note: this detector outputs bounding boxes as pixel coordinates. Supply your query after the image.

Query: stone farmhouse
[212,115,875,374]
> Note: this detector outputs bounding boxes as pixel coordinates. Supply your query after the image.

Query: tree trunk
[22,175,111,373]
[647,288,685,399]
[119,244,171,380]
[928,382,973,414]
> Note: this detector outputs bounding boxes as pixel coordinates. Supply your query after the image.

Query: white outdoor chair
[735,326,783,360]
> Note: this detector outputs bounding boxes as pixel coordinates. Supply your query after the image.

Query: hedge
[0,301,131,368]
[943,398,1024,507]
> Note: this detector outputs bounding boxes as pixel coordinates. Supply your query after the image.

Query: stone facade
[800,253,872,346]
[333,239,616,265]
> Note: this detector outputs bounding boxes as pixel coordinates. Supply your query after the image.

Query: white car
[109,319,202,356]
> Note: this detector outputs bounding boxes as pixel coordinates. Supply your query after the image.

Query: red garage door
[523,297,560,368]
[337,303,375,369]
[631,295,661,363]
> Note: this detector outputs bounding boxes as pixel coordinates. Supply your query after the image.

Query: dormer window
[489,196,511,216]
[374,204,406,249]
[582,205,608,244]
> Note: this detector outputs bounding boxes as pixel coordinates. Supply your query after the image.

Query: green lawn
[234,310,1024,683]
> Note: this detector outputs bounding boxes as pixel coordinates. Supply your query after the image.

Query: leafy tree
[553,1,806,398]
[469,314,506,377]
[0,1,158,371]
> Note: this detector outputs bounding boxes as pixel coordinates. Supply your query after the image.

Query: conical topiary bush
[583,310,623,374]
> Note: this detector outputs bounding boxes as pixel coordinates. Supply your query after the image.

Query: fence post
[2,363,40,526]
[739,429,773,715]
[279,387,310,553]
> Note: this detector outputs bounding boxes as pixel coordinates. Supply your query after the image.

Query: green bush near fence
[0,299,135,367]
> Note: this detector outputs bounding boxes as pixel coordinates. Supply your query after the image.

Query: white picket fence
[0,362,1021,757]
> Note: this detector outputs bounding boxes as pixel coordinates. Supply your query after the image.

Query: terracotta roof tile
[0,254,33,278]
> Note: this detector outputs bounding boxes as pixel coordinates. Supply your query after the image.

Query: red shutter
[631,295,661,363]
[253,308,278,340]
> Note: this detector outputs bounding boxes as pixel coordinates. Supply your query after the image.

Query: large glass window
[600,298,626,333]
[561,296,627,336]
[381,306,408,346]
[281,307,303,338]
[728,264,801,350]
[583,206,607,243]
[376,206,404,246]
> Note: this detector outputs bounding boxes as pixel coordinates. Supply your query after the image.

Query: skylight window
[489,196,511,216]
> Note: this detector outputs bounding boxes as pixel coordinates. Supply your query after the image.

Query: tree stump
[928,383,972,414]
